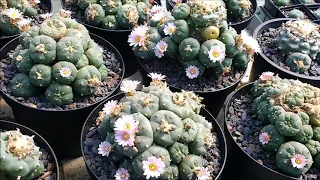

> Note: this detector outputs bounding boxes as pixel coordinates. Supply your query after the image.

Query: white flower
[148,5,166,16]
[154,48,165,58]
[240,0,251,9]
[102,100,118,115]
[259,132,270,145]
[185,65,200,79]
[114,115,139,132]
[34,0,41,4]
[163,23,176,36]
[291,154,307,169]
[115,168,130,180]
[148,73,166,82]
[128,25,148,47]
[172,0,182,4]
[154,40,168,58]
[196,167,210,180]
[208,45,225,63]
[142,156,166,179]
[240,30,261,53]
[115,130,135,147]
[40,13,52,20]
[120,80,140,94]
[60,9,72,18]
[5,8,22,20]
[17,18,31,29]
[259,72,274,81]
[151,11,170,22]
[59,67,72,78]
[97,141,112,157]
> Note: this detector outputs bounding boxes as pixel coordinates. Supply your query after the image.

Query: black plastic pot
[223,83,299,180]
[0,33,125,159]
[277,4,318,20]
[252,18,320,87]
[0,120,60,179]
[0,0,52,49]
[264,0,302,17]
[136,58,248,120]
[306,4,320,20]
[81,92,227,180]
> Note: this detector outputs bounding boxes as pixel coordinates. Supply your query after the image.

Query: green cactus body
[310,106,320,127]
[98,115,113,138]
[101,15,119,30]
[29,35,57,65]
[259,125,286,152]
[57,37,84,64]
[227,0,251,20]
[85,48,103,68]
[45,83,73,106]
[52,61,78,84]
[225,44,238,58]
[132,145,171,178]
[172,3,190,20]
[116,4,139,29]
[170,20,189,43]
[98,64,108,81]
[19,26,40,49]
[219,32,235,47]
[256,100,272,122]
[178,118,197,144]
[0,14,19,36]
[78,0,98,9]
[102,133,126,163]
[119,159,139,179]
[159,164,179,180]
[293,125,313,144]
[130,93,160,118]
[284,91,304,107]
[285,52,312,73]
[24,7,38,17]
[298,112,310,125]
[76,54,90,69]
[232,49,250,70]
[150,110,183,147]
[183,92,203,114]
[157,16,175,37]
[188,123,206,155]
[29,64,53,87]
[13,49,34,74]
[72,65,101,96]
[10,73,38,98]
[193,114,212,128]
[40,19,67,41]
[100,0,122,15]
[65,28,89,50]
[275,112,303,137]
[52,14,80,29]
[251,92,269,115]
[314,9,320,19]
[313,127,320,141]
[305,140,320,156]
[178,155,202,180]
[179,37,200,61]
[168,142,189,164]
[160,93,195,119]
[267,106,286,125]
[136,2,148,23]
[141,84,172,98]
[7,0,25,12]
[161,37,178,58]
[273,0,290,6]
[287,9,305,19]
[276,141,313,177]
[85,4,105,26]
[115,113,154,158]
[198,39,226,68]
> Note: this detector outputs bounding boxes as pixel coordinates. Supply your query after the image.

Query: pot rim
[0,33,125,112]
[0,119,60,179]
[81,92,228,180]
[252,18,320,81]
[224,82,299,180]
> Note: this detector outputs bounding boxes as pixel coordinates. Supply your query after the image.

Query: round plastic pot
[81,92,227,180]
[252,18,320,87]
[136,57,248,119]
[0,0,52,49]
[0,120,60,179]
[0,33,125,159]
[223,82,298,180]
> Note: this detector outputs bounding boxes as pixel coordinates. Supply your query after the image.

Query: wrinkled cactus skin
[260,125,286,151]
[45,83,74,106]
[10,73,38,98]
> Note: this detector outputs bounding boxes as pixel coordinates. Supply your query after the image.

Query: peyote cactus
[0,129,45,179]
[8,10,112,106]
[128,0,260,79]
[287,9,305,19]
[274,19,320,73]
[253,72,320,177]
[225,0,253,21]
[95,73,221,179]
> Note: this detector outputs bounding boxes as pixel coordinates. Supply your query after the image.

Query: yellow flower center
[104,146,110,152]
[123,132,130,140]
[295,158,302,164]
[199,171,205,177]
[62,69,70,75]
[149,163,157,171]
[160,45,166,50]
[190,69,196,74]
[121,173,127,178]
[212,51,220,57]
[169,27,175,33]
[135,36,141,43]
[263,135,270,142]
[124,124,131,130]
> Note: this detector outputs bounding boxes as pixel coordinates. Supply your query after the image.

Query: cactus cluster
[95,73,220,179]
[0,0,42,35]
[275,19,320,73]
[224,0,253,21]
[9,10,110,106]
[0,128,45,179]
[78,0,157,30]
[128,0,260,79]
[251,72,320,177]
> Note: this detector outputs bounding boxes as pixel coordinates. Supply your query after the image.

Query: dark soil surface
[0,43,122,111]
[225,91,320,179]
[257,27,320,77]
[83,114,222,179]
[0,129,57,180]
[140,58,244,91]
[0,3,50,38]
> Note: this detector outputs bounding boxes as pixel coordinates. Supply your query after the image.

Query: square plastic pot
[306,4,320,20]
[264,0,302,17]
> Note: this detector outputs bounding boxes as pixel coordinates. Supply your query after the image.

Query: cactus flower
[17,18,31,31]
[115,130,135,147]
[291,154,307,169]
[148,5,166,16]
[114,115,139,132]
[120,80,140,95]
[102,100,118,115]
[154,40,168,58]
[151,11,170,25]
[29,0,41,7]
[163,23,176,36]
[5,8,22,25]
[59,67,72,78]
[185,65,200,79]
[148,73,166,85]
[195,167,210,180]
[259,72,274,81]
[259,132,271,145]
[128,25,148,47]
[60,9,72,18]
[208,45,225,63]
[40,13,52,21]
[142,156,166,179]
[239,31,261,54]
[115,168,130,180]
[98,141,112,157]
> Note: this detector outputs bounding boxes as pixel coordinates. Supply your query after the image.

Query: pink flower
[291,154,307,169]
[142,156,166,179]
[115,168,130,180]
[114,115,139,133]
[259,132,271,145]
[196,167,210,180]
[97,141,112,157]
[115,130,135,147]
[259,72,274,81]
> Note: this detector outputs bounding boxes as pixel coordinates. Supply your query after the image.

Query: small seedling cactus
[287,9,305,19]
[225,0,253,21]
[275,19,320,73]
[252,72,320,177]
[0,128,45,179]
[95,73,220,179]
[128,0,260,79]
[9,10,111,107]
